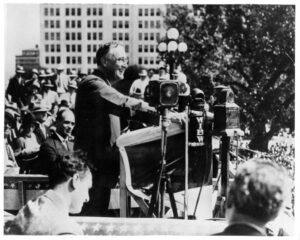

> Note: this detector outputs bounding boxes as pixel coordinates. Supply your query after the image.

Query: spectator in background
[4,109,20,175]
[32,103,51,144]
[41,78,59,109]
[158,66,170,80]
[55,64,70,97]
[214,159,290,236]
[35,109,75,175]
[6,151,93,235]
[6,65,26,107]
[60,81,77,110]
[129,69,149,100]
[147,68,155,81]
[15,112,40,173]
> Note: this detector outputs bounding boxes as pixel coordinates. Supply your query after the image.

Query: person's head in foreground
[219,158,290,236]
[6,151,92,235]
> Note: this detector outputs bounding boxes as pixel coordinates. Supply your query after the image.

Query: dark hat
[16,65,25,74]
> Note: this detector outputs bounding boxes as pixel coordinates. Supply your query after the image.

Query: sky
[4,4,40,86]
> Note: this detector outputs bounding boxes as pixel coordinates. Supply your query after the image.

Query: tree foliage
[165,4,295,151]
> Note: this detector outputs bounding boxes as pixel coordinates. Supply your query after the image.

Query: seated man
[33,108,75,174]
[214,159,290,236]
[5,151,92,235]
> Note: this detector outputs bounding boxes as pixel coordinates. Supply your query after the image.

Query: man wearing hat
[6,65,26,107]
[32,103,51,144]
[60,81,77,110]
[55,64,70,97]
[129,69,149,100]
[41,78,59,110]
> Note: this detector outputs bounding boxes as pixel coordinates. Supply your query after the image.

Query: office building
[40,4,167,74]
[16,46,40,71]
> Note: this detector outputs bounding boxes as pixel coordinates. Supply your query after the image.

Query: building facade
[40,4,167,74]
[16,47,40,71]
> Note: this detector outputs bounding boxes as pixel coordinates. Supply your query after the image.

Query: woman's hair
[20,111,36,135]
[48,150,92,188]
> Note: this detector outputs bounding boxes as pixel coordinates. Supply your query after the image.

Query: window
[77,21,81,28]
[125,21,129,28]
[45,44,49,52]
[87,32,91,40]
[45,56,49,64]
[56,32,60,40]
[119,21,123,28]
[150,8,154,16]
[150,21,154,28]
[150,57,154,64]
[72,57,76,64]
[87,45,91,52]
[139,8,142,16]
[87,8,91,16]
[72,45,76,52]
[65,8,69,16]
[78,45,81,52]
[66,32,70,40]
[87,20,91,28]
[125,8,129,16]
[71,20,75,28]
[144,33,148,40]
[77,8,81,16]
[125,45,129,52]
[93,57,96,64]
[57,56,60,63]
[156,8,160,16]
[156,20,161,28]
[113,21,117,28]
[87,57,91,64]
[93,8,97,16]
[156,32,160,41]
[45,20,48,28]
[50,32,55,40]
[119,33,123,41]
[72,32,76,40]
[50,8,54,16]
[51,44,55,52]
[77,32,81,40]
[99,8,102,15]
[50,20,54,28]
[44,8,48,16]
[144,21,148,29]
[56,8,59,16]
[66,20,70,28]
[138,57,142,65]
[99,20,102,28]
[99,32,103,40]
[119,8,123,16]
[150,45,154,52]
[56,20,60,28]
[144,45,148,52]
[144,57,148,65]
[138,45,142,52]
[66,56,70,64]
[78,57,82,64]
[125,33,129,40]
[66,45,70,52]
[113,8,117,16]
[93,20,97,28]
[93,45,97,52]
[57,44,60,52]
[138,21,142,28]
[51,56,55,64]
[139,33,142,41]
[71,8,75,16]
[93,32,97,40]
[150,32,154,40]
[145,9,148,16]
[45,32,49,40]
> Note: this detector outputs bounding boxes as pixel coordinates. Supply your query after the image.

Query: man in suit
[74,42,156,216]
[214,159,290,236]
[55,64,70,97]
[34,108,75,175]
[32,103,51,144]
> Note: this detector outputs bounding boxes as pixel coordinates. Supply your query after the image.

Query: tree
[165,4,295,151]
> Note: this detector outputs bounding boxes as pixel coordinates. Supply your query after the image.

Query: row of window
[138,32,160,41]
[45,32,60,41]
[112,20,129,29]
[66,32,82,41]
[112,8,129,17]
[138,45,157,53]
[45,44,61,53]
[66,20,82,28]
[112,32,129,41]
[45,56,61,64]
[44,8,60,17]
[45,56,82,64]
[138,20,161,29]
[66,45,82,52]
[87,20,103,28]
[138,57,160,65]
[44,20,60,28]
[138,8,161,17]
